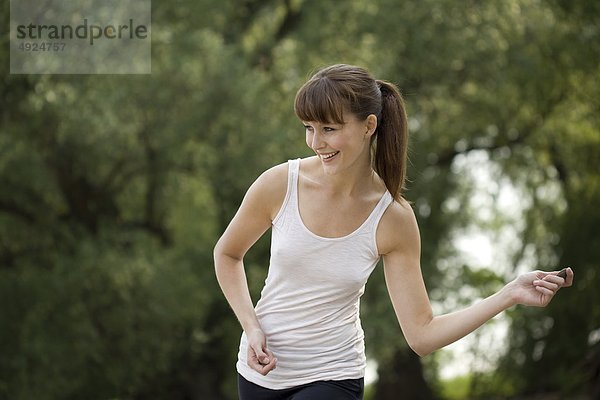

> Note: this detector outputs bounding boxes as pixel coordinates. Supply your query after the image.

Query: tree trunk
[374,348,436,400]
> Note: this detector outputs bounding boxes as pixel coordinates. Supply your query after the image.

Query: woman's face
[302,113,377,175]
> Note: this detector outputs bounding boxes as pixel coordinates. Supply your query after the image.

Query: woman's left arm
[378,201,574,357]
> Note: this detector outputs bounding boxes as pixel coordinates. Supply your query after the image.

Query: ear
[365,114,378,137]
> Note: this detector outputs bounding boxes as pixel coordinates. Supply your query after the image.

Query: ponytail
[374,80,408,201]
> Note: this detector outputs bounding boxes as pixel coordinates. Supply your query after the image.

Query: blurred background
[1,0,599,399]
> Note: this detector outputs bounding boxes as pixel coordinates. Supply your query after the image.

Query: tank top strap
[287,158,300,208]
[365,190,393,231]
[289,158,300,191]
[272,159,301,227]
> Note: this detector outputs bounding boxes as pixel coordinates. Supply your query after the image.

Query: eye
[303,125,314,132]
[323,127,336,132]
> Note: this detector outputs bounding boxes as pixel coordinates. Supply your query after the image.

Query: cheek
[332,135,356,150]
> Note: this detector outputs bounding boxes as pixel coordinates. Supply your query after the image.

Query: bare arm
[378,201,574,357]
[213,163,287,374]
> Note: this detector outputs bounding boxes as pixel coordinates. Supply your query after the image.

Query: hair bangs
[294,77,346,124]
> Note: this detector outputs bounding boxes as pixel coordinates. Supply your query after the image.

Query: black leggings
[237,373,364,400]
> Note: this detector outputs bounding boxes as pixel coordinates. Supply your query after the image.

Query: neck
[317,155,376,197]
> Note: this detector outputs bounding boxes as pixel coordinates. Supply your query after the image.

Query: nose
[310,130,325,150]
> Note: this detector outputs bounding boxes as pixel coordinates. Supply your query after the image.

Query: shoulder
[297,156,321,179]
[253,161,289,192]
[377,197,421,256]
[244,161,290,221]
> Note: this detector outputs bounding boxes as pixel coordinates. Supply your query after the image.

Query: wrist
[242,320,263,335]
[499,280,519,308]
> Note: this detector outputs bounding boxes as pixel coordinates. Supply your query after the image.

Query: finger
[248,354,269,374]
[548,267,574,287]
[551,268,567,286]
[542,274,564,286]
[535,285,554,297]
[250,360,267,375]
[564,267,574,287]
[556,268,568,280]
[258,348,275,367]
[252,345,270,365]
[263,348,275,361]
[261,355,278,375]
[534,279,559,292]
[251,354,277,375]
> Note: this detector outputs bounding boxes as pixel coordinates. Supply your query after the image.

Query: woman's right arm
[213,163,288,375]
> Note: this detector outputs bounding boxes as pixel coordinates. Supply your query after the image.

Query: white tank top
[236,158,393,389]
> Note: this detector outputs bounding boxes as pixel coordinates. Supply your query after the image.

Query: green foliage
[0,236,213,399]
[440,374,472,400]
[363,383,375,400]
[440,372,518,400]
[1,0,598,399]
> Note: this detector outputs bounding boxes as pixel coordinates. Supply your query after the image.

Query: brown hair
[294,64,409,200]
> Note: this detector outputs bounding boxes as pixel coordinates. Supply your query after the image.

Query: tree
[1,1,597,399]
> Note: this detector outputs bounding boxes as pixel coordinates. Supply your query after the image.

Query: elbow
[213,239,222,260]
[406,336,435,357]
[403,315,437,357]
[410,345,433,358]
[213,242,221,271]
[213,239,243,273]
[213,237,231,264]
[407,342,430,358]
[213,239,228,274]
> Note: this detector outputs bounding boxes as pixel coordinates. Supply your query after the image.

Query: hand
[507,267,574,307]
[246,328,277,376]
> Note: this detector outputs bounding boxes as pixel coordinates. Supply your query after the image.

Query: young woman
[214,64,574,400]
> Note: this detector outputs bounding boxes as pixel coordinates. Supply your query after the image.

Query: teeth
[322,152,339,160]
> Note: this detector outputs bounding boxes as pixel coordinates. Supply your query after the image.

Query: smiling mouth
[321,151,339,160]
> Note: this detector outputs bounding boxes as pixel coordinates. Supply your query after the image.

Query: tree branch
[0,199,36,224]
